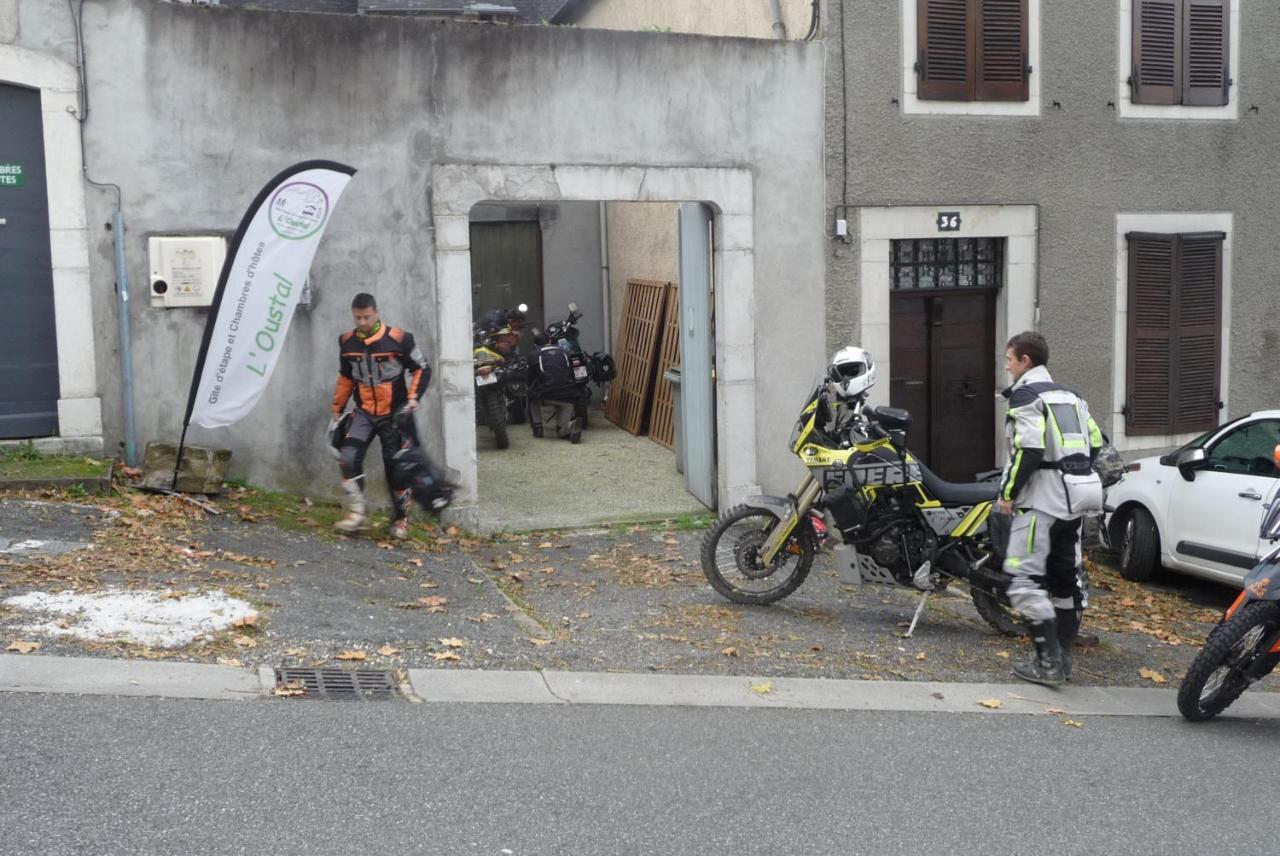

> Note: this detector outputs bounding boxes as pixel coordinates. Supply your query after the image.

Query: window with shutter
[1183,0,1230,106]
[1131,0,1230,106]
[1125,232,1223,436]
[917,0,1028,102]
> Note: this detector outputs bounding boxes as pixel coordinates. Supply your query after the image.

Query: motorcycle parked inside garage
[1177,444,1280,721]
[544,302,616,428]
[473,330,512,450]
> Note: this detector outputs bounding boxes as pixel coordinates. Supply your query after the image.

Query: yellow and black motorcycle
[699,386,1022,637]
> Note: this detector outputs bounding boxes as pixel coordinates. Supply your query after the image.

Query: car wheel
[1118,507,1160,582]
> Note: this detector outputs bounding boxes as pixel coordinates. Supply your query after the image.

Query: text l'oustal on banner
[184,161,356,430]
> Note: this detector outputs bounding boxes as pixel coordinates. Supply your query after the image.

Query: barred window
[890,238,1004,291]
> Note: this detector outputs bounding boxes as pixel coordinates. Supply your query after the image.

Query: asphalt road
[2,693,1277,855]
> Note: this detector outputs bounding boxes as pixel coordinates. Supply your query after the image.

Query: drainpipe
[599,202,612,352]
[112,210,138,467]
[768,0,787,38]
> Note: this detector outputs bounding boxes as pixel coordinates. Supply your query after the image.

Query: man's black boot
[1055,607,1081,681]
[532,425,543,438]
[1012,620,1065,687]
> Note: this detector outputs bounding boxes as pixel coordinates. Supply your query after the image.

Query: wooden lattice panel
[648,283,681,449]
[605,279,670,435]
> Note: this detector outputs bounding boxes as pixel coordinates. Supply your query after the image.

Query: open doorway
[468,199,715,531]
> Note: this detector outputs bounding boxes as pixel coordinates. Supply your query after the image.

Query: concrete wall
[604,203,678,342]
[9,0,825,502]
[824,0,1280,457]
[570,0,815,40]
[540,202,606,355]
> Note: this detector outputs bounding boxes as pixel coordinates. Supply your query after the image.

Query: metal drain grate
[274,667,399,701]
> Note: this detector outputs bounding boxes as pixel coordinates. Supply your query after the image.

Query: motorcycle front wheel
[1177,600,1280,722]
[700,505,814,605]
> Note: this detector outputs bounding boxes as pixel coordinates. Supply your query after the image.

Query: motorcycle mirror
[568,302,578,313]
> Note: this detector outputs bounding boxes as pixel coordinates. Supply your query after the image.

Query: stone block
[141,442,232,495]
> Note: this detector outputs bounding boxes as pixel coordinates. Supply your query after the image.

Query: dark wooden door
[890,291,995,482]
[0,83,60,438]
[469,221,544,335]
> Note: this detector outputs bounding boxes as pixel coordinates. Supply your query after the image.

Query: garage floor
[474,404,709,533]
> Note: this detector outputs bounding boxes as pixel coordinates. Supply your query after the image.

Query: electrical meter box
[148,236,227,308]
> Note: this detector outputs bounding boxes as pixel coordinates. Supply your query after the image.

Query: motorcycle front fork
[760,475,822,565]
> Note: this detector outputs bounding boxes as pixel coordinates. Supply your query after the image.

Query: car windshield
[1172,414,1250,454]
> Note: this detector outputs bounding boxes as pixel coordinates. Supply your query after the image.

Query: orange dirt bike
[1178,443,1280,721]
[699,384,1023,637]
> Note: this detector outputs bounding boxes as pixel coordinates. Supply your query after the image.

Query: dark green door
[0,83,59,438]
[470,221,544,337]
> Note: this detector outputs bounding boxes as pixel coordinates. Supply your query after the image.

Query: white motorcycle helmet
[827,346,876,401]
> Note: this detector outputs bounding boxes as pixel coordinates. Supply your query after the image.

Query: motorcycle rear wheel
[700,505,814,605]
[970,585,1028,638]
[483,391,509,450]
[1177,600,1280,722]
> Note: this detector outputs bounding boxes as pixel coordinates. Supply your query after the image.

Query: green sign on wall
[0,163,24,187]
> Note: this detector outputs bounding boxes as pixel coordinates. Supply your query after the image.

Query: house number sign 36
[936,211,960,231]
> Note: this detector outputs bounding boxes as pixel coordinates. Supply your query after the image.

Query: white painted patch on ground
[4,589,257,648]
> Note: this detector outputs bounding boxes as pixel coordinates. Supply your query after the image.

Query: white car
[1103,410,1280,586]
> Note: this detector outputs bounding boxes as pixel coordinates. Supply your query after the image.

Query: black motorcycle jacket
[529,345,578,401]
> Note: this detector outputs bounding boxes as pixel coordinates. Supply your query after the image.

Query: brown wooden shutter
[1132,0,1181,105]
[918,0,972,101]
[1172,233,1224,432]
[975,0,1028,101]
[1126,234,1176,435]
[1183,0,1230,106]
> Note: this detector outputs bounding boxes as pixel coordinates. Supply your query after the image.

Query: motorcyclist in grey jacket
[998,331,1105,686]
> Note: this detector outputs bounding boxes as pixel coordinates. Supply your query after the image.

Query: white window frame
[901,0,1042,117]
[1117,0,1241,121]
[1111,212,1233,453]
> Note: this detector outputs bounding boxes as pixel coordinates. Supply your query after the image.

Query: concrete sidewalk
[5,654,1280,720]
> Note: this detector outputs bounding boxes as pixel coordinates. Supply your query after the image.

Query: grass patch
[0,445,110,481]
[225,483,347,535]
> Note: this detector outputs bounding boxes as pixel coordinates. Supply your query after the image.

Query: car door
[1261,480,1280,562]
[1167,418,1280,579]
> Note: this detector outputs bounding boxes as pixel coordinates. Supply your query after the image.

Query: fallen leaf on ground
[1045,707,1067,715]
[978,698,1004,709]
[438,637,466,649]
[377,645,400,657]
[537,542,554,549]
[119,466,143,478]
[232,612,259,628]
[273,680,307,697]
[336,650,367,661]
[1139,668,1167,684]
[284,648,305,656]
[1062,719,1084,728]
[526,638,554,647]
[376,541,395,550]
[576,611,592,619]
[721,647,739,657]
[432,651,462,662]
[232,635,257,648]
[418,596,448,613]
[930,692,945,700]
[216,657,243,667]
[915,652,927,661]
[996,651,1011,660]
[419,582,439,589]
[751,681,774,695]
[466,613,500,623]
[407,558,423,567]
[6,640,39,654]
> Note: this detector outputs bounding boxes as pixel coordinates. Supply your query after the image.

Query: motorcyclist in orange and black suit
[329,292,430,539]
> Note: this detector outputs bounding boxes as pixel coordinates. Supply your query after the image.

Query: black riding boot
[1055,607,1081,681]
[1012,620,1065,687]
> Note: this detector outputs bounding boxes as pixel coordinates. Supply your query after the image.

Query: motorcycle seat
[917,462,1000,505]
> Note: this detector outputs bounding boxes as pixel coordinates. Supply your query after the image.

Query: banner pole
[172,423,190,491]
